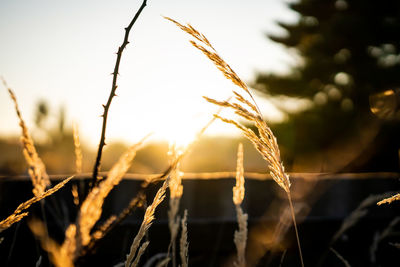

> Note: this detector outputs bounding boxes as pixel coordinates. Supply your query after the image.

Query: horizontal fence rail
[1,172,399,181]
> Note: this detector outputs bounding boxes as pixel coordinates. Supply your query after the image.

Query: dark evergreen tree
[254,0,400,171]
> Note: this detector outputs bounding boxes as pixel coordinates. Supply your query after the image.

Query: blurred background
[1,0,400,175]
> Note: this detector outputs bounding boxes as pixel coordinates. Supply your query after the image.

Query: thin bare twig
[92,0,148,187]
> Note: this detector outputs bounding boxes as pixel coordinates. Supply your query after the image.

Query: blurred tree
[254,0,400,171]
[58,106,66,138]
[31,100,76,173]
[34,100,49,128]
[34,100,67,142]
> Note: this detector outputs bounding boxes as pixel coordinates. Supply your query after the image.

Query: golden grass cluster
[20,131,151,267]
[63,135,149,262]
[1,78,74,236]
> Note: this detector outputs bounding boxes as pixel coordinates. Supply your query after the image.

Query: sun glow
[155,113,203,150]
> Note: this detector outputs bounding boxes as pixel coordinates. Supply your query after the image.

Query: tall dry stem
[131,241,150,267]
[166,17,303,267]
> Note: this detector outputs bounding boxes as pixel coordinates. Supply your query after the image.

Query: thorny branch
[92,0,148,188]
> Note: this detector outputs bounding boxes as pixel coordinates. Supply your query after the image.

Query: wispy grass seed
[165,17,302,266]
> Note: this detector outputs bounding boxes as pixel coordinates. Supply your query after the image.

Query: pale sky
[0,0,298,147]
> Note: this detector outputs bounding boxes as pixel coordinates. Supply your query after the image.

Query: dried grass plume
[165,18,303,266]
[2,77,50,197]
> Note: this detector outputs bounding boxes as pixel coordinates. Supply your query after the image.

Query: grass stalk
[167,143,184,267]
[287,192,304,267]
[329,248,351,267]
[72,123,83,207]
[233,143,247,267]
[279,250,287,267]
[179,210,189,267]
[125,178,169,267]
